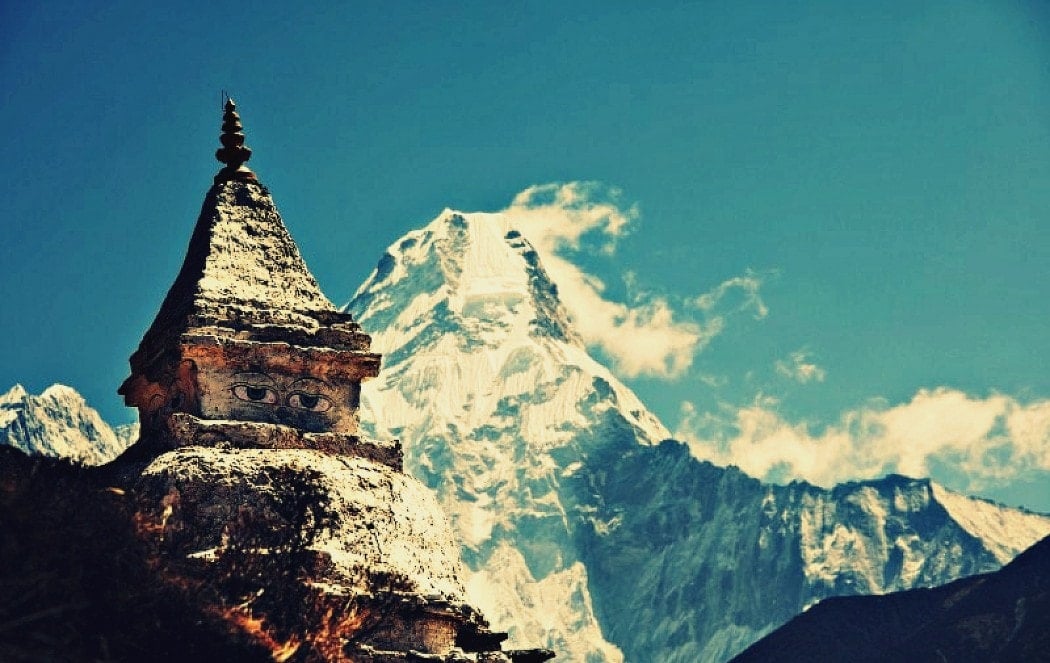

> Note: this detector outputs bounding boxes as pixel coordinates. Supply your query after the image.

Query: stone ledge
[346,645,555,662]
[166,413,403,471]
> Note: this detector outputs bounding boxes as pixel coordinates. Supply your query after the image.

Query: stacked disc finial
[214,97,258,184]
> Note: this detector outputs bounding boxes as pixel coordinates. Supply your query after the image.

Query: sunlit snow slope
[347,210,1050,663]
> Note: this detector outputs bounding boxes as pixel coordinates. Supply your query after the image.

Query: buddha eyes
[231,384,332,412]
[232,384,278,404]
[288,392,332,412]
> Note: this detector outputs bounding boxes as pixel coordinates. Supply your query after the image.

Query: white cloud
[675,388,1050,491]
[775,350,826,384]
[502,182,766,379]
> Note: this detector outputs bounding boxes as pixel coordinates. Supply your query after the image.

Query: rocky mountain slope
[731,533,1050,662]
[568,441,1048,661]
[346,209,1050,662]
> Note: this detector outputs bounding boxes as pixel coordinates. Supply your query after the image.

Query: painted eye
[232,384,278,404]
[287,392,332,412]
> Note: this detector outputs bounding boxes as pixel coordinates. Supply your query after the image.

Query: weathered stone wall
[122,338,380,439]
[185,341,367,435]
[365,613,458,655]
[135,447,468,601]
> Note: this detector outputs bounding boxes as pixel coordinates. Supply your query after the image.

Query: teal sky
[2,1,1048,510]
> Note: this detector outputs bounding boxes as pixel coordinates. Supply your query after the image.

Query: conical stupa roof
[123,101,369,384]
[143,180,338,338]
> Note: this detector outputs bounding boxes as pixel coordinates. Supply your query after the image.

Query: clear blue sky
[2,1,1048,510]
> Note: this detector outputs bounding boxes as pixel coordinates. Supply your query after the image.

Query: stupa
[118,99,382,458]
[115,99,553,662]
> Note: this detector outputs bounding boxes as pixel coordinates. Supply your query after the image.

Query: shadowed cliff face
[564,437,1007,662]
[731,534,1050,663]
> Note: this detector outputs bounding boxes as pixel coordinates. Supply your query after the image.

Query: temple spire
[214,96,258,184]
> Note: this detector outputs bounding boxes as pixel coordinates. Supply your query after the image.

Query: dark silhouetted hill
[732,533,1050,662]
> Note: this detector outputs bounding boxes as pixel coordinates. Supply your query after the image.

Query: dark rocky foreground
[731,532,1050,662]
[0,446,270,661]
[0,443,549,663]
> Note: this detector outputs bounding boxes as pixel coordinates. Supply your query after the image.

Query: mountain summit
[349,209,666,442]
[348,209,1050,662]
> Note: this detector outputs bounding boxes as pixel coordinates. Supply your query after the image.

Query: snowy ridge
[792,476,1044,595]
[797,482,935,593]
[350,210,667,448]
[931,482,1050,565]
[0,384,133,465]
[576,449,1050,662]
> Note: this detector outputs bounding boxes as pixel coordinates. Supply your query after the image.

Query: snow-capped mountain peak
[0,383,29,407]
[351,209,668,448]
[346,208,1050,662]
[1,383,133,465]
[348,208,678,661]
[351,209,579,348]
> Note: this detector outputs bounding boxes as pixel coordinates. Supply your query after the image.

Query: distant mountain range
[4,208,1049,662]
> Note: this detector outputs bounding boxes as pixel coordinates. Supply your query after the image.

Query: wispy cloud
[775,350,826,384]
[675,388,1050,490]
[691,270,769,320]
[503,182,767,379]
